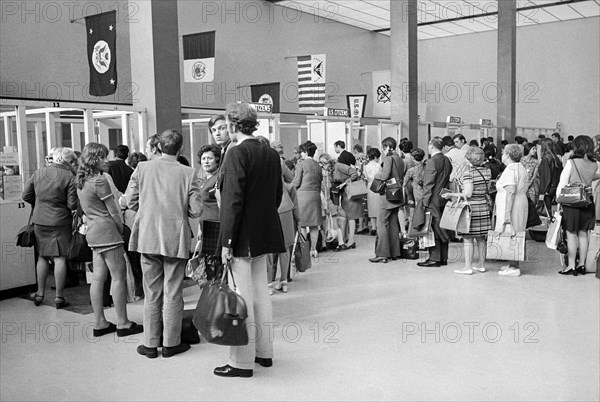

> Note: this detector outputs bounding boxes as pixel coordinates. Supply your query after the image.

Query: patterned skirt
[460,197,492,236]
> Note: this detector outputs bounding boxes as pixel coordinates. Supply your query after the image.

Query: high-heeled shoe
[575,266,586,276]
[30,293,44,306]
[55,296,70,309]
[558,268,575,276]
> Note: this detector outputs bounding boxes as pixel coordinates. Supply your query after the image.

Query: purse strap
[474,167,490,193]
[570,159,586,185]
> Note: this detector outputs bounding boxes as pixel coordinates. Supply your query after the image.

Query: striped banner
[297,54,326,111]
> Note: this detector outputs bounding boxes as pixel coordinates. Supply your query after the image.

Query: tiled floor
[1,236,599,401]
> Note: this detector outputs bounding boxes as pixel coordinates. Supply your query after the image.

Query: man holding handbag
[369,137,405,263]
[417,137,452,267]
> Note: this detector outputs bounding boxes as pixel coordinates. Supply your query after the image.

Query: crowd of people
[21,101,600,377]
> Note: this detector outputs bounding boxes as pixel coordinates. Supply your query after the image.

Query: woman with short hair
[493,144,529,277]
[22,147,78,309]
[442,147,492,275]
[293,140,323,258]
[556,135,599,276]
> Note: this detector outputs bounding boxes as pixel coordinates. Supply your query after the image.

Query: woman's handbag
[556,160,592,208]
[526,197,542,228]
[67,214,93,262]
[330,185,342,206]
[487,223,526,261]
[440,196,471,233]
[293,232,312,272]
[346,180,368,200]
[16,209,35,248]
[369,178,386,195]
[545,209,563,250]
[192,260,249,346]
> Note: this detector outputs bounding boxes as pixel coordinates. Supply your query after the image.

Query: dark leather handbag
[68,214,93,262]
[192,260,249,346]
[556,160,592,208]
[385,185,403,203]
[400,236,419,260]
[16,209,35,248]
[369,178,386,195]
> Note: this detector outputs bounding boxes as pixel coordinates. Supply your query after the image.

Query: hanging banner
[183,31,215,83]
[372,70,391,117]
[347,95,367,119]
[251,82,280,113]
[298,54,326,111]
[86,11,117,96]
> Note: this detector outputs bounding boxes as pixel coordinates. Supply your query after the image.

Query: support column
[129,0,182,139]
[70,124,82,152]
[497,0,517,150]
[390,0,419,146]
[45,112,56,153]
[34,122,45,169]
[121,114,130,146]
[15,106,31,182]
[83,109,94,145]
[3,117,12,147]
[137,111,147,152]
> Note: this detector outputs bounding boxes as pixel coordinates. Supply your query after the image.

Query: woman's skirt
[562,202,595,232]
[34,224,71,258]
[297,190,322,227]
[200,220,220,256]
[459,197,491,236]
[341,192,365,220]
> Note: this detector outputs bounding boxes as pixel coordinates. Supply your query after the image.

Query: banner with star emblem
[250,83,280,113]
[183,31,215,83]
[372,70,391,117]
[297,54,326,111]
[85,11,117,96]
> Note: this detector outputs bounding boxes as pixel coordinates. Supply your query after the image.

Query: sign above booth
[250,103,273,114]
[447,116,462,125]
[480,119,493,126]
[323,108,350,118]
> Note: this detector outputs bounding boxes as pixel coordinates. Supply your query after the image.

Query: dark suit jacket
[422,152,452,214]
[337,150,356,166]
[218,138,285,257]
[22,163,77,226]
[107,159,133,193]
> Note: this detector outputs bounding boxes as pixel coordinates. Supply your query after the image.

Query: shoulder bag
[556,160,592,208]
[192,260,249,346]
[16,208,35,248]
[346,179,368,200]
[67,213,93,262]
[440,195,471,234]
[385,156,404,203]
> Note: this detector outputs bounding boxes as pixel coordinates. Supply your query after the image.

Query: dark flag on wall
[183,31,215,83]
[86,11,117,96]
[251,83,280,113]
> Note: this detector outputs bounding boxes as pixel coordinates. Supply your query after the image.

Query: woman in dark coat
[537,138,563,213]
[292,140,322,258]
[22,147,78,309]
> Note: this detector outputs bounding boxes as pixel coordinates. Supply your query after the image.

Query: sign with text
[447,116,462,125]
[249,103,273,114]
[346,95,366,119]
[324,108,350,118]
[0,153,19,165]
[480,119,493,126]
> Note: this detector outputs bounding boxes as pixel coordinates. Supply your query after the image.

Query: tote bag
[346,180,368,200]
[440,196,471,234]
[487,223,526,261]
